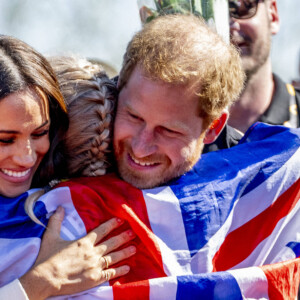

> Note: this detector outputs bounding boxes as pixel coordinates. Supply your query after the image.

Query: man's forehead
[125,65,200,95]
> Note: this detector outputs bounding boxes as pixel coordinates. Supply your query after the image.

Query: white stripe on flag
[149,276,178,300]
[228,267,269,300]
[39,187,87,240]
[143,186,192,275]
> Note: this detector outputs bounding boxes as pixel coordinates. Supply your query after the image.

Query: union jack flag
[1,122,300,299]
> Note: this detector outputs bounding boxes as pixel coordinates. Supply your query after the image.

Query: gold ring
[106,272,110,281]
[102,256,109,269]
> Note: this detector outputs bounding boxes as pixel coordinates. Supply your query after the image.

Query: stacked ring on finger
[102,256,109,269]
[105,271,110,281]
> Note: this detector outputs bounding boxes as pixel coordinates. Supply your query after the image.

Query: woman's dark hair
[0,35,69,187]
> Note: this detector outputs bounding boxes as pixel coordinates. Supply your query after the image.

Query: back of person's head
[49,56,117,177]
[0,35,68,187]
[88,58,118,78]
[26,57,117,225]
[119,14,244,126]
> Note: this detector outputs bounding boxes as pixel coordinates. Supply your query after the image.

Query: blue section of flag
[239,123,300,197]
[0,192,47,239]
[287,242,300,257]
[176,272,243,300]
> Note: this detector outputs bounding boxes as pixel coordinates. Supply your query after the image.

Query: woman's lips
[0,168,32,183]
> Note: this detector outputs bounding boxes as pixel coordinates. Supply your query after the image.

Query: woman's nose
[12,140,36,168]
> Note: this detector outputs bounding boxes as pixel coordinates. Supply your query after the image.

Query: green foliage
[142,0,215,23]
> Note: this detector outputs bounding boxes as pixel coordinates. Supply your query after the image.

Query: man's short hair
[119,14,245,126]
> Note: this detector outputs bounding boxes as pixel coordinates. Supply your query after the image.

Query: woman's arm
[19,207,136,300]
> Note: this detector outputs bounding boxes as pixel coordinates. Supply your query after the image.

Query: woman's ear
[203,110,229,144]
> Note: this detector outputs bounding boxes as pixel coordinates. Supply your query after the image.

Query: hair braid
[49,56,117,178]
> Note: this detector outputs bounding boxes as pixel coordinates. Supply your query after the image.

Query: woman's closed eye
[0,137,14,144]
[32,129,49,139]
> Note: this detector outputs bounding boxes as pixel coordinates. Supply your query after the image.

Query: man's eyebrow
[124,102,138,114]
[0,120,50,134]
[163,121,190,133]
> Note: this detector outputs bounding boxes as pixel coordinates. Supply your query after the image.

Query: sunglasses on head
[229,0,262,19]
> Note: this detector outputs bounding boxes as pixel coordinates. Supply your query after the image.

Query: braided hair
[49,56,117,178]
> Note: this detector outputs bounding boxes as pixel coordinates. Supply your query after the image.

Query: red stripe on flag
[58,174,167,286]
[212,178,300,271]
[261,258,300,300]
[113,280,150,300]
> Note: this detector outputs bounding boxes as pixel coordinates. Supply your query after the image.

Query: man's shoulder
[259,74,299,127]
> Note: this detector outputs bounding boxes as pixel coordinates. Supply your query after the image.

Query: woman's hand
[20,206,136,300]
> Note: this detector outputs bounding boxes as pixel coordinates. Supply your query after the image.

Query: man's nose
[131,127,158,158]
[13,140,36,168]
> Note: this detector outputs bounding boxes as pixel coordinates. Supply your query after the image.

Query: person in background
[0,36,135,300]
[291,49,300,89]
[228,0,300,132]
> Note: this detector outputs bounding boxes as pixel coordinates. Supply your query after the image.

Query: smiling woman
[0,35,68,195]
[0,88,51,197]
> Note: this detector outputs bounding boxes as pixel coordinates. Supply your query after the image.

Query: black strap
[294,88,300,127]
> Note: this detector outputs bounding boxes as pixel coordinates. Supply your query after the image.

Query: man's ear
[269,0,280,35]
[203,110,228,144]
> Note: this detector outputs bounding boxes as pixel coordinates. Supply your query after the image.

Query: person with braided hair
[49,56,117,178]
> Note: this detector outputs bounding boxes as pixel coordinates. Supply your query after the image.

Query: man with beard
[228,0,300,132]
[113,14,244,189]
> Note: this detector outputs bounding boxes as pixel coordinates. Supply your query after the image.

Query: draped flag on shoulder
[0,122,300,299]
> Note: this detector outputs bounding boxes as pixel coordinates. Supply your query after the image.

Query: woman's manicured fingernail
[124,265,130,272]
[117,218,124,224]
[127,230,135,237]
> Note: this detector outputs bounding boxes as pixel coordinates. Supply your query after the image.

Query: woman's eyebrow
[0,120,50,134]
[35,120,50,130]
[0,129,18,134]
